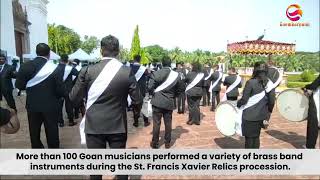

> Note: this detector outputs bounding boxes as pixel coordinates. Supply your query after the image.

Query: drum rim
[276,88,308,122]
[215,101,238,136]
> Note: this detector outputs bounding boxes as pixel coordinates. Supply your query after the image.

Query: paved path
[1,95,319,179]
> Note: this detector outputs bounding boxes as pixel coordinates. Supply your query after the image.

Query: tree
[140,48,150,65]
[48,24,81,55]
[130,25,141,60]
[119,46,130,62]
[81,35,99,54]
[144,45,168,63]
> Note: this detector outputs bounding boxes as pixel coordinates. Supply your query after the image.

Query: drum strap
[26,59,58,88]
[222,75,241,101]
[209,72,222,92]
[204,68,213,80]
[266,67,283,92]
[155,70,179,93]
[185,73,204,92]
[79,58,123,144]
[313,87,320,126]
[135,65,147,82]
[235,91,267,135]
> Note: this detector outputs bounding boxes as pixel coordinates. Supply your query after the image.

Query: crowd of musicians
[0,35,319,179]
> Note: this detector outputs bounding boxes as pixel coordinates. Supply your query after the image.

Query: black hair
[192,61,202,72]
[162,55,171,67]
[100,35,119,57]
[36,43,50,57]
[60,54,69,63]
[229,67,236,73]
[252,61,269,88]
[73,59,80,65]
[133,55,141,63]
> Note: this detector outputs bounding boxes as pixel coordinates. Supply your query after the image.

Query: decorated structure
[227,40,296,55]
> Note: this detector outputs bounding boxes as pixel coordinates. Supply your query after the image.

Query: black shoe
[194,122,200,125]
[69,121,77,126]
[210,107,215,112]
[58,122,64,127]
[133,122,139,127]
[150,142,159,149]
[187,121,193,125]
[177,111,183,114]
[74,114,79,119]
[144,121,150,127]
[165,143,171,149]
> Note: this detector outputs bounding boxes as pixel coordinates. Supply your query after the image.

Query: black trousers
[306,100,319,148]
[86,133,128,180]
[58,99,64,124]
[245,136,260,149]
[133,103,148,124]
[64,96,74,122]
[0,90,16,111]
[151,106,173,145]
[177,93,186,113]
[202,86,210,106]
[187,95,202,123]
[211,91,220,110]
[27,111,60,148]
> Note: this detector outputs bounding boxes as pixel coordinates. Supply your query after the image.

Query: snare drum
[276,89,309,122]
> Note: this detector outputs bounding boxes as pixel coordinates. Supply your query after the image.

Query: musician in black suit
[266,60,280,84]
[223,67,242,101]
[209,65,222,111]
[185,62,205,125]
[15,43,66,148]
[130,55,150,127]
[237,62,275,149]
[57,55,79,127]
[69,35,141,180]
[0,53,17,111]
[304,74,320,149]
[71,59,84,119]
[175,62,187,114]
[202,64,211,106]
[148,57,185,149]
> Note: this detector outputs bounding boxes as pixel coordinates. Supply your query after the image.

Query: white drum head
[277,89,309,122]
[215,101,238,136]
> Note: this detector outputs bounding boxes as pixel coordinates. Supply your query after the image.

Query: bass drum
[276,89,309,122]
[215,101,238,136]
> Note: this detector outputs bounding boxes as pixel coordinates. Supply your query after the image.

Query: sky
[47,0,319,52]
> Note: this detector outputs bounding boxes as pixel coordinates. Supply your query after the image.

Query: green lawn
[286,74,318,88]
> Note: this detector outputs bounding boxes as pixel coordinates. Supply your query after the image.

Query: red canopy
[227,40,296,55]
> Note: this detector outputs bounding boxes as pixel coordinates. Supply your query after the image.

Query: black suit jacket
[58,64,79,93]
[130,63,148,97]
[209,71,222,92]
[0,64,16,92]
[203,67,211,87]
[69,59,142,134]
[237,79,276,122]
[15,57,66,112]
[185,71,205,97]
[267,67,280,84]
[148,67,185,110]
[223,74,242,98]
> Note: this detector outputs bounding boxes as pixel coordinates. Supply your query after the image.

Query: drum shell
[276,89,309,122]
[1,113,20,134]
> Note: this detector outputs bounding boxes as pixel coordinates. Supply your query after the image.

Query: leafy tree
[81,35,99,54]
[144,45,168,63]
[119,46,130,62]
[48,24,81,55]
[130,25,141,60]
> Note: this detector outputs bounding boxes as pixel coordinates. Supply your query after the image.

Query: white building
[0,0,49,60]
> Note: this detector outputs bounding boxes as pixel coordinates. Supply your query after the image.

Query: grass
[287,82,310,88]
